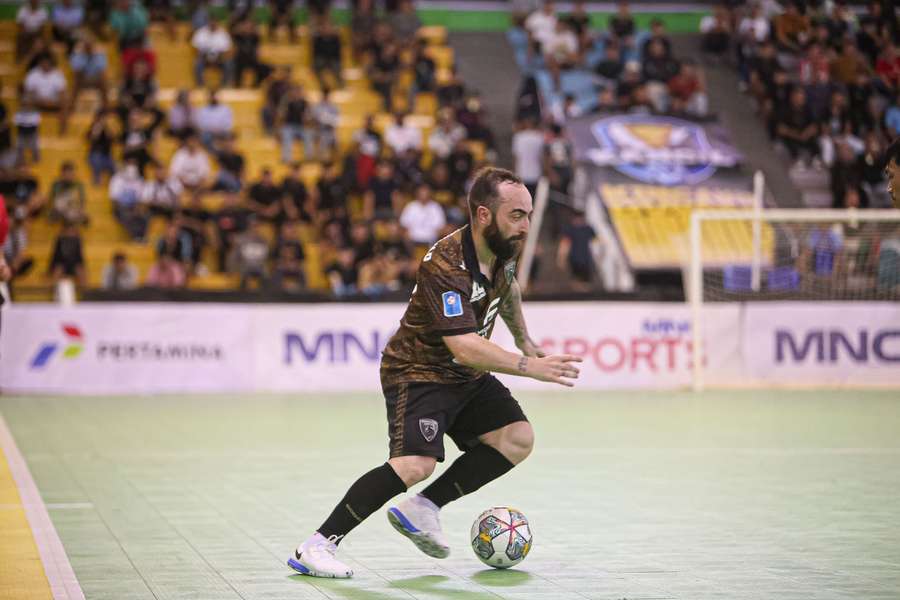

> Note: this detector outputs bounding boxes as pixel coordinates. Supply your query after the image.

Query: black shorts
[383,374,528,462]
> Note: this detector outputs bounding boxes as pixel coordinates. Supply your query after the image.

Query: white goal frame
[689,207,900,391]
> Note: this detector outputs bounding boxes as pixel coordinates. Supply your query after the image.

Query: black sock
[420,444,515,508]
[317,462,407,542]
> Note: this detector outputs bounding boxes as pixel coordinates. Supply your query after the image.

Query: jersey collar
[462,225,492,288]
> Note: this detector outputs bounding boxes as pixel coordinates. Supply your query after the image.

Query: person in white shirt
[16,0,48,61]
[525,0,557,47]
[399,183,446,247]
[543,20,578,67]
[428,109,466,160]
[195,90,234,150]
[384,112,423,156]
[192,18,233,86]
[169,136,211,191]
[310,85,339,160]
[142,166,183,217]
[109,160,149,240]
[511,118,545,196]
[23,57,70,133]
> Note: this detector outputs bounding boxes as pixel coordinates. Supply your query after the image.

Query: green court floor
[1,390,899,600]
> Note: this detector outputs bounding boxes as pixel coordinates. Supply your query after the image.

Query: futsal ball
[470,507,533,569]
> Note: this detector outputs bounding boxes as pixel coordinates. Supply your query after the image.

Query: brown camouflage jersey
[380,225,517,385]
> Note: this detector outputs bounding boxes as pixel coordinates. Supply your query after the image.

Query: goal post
[689,207,900,391]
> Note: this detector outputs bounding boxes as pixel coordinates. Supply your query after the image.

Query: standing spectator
[232,17,272,87]
[109,160,149,240]
[525,0,556,47]
[312,16,343,89]
[192,18,233,87]
[13,95,41,165]
[268,0,296,43]
[261,66,291,134]
[109,0,149,50]
[608,0,635,48]
[642,39,680,112]
[556,210,597,289]
[212,191,248,270]
[86,110,116,185]
[280,163,313,223]
[384,111,422,156]
[16,0,48,62]
[387,0,421,46]
[364,161,401,220]
[167,90,196,141]
[325,246,358,297]
[668,59,708,117]
[69,38,108,111]
[235,218,270,289]
[408,39,435,108]
[142,166,182,216]
[49,161,87,224]
[195,91,234,150]
[102,251,139,290]
[211,135,245,192]
[775,87,820,166]
[309,86,339,161]
[512,118,544,197]
[246,167,283,222]
[399,183,446,248]
[543,123,573,197]
[278,85,311,163]
[271,220,306,290]
[699,5,731,62]
[24,57,69,133]
[316,161,349,222]
[48,223,86,286]
[428,108,466,160]
[642,18,673,59]
[169,135,211,191]
[51,0,84,54]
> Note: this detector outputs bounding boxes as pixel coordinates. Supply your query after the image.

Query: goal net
[689,208,900,390]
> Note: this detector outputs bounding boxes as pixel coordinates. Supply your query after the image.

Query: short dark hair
[887,137,900,166]
[467,167,523,218]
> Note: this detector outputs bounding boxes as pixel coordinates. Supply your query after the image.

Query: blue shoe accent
[287,557,310,574]
[388,507,420,533]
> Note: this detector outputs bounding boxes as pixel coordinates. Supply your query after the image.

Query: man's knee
[481,421,534,465]
[388,455,437,487]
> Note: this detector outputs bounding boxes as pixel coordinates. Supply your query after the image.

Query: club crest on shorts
[419,418,439,442]
[442,291,463,317]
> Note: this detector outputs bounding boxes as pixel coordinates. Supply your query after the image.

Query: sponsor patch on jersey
[442,291,463,317]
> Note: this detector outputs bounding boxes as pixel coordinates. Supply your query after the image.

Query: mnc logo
[30,324,84,369]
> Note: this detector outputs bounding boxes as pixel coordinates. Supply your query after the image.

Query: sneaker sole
[386,507,450,559]
[287,557,352,579]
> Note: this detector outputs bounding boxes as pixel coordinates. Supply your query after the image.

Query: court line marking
[0,415,85,600]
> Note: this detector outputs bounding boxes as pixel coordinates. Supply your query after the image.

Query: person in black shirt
[272,219,306,290]
[49,223,86,286]
[0,100,13,172]
[776,87,819,162]
[246,167,283,222]
[565,0,591,48]
[557,210,597,287]
[212,135,245,192]
[268,0,296,42]
[594,43,623,82]
[447,138,474,196]
[86,111,116,185]
[437,66,466,109]
[280,162,312,223]
[232,17,272,87]
[369,41,400,110]
[609,0,635,45]
[349,220,375,269]
[312,16,343,89]
[0,165,44,220]
[641,18,672,59]
[316,161,348,223]
[325,246,359,297]
[119,57,157,109]
[364,161,400,221]
[212,191,249,271]
[178,193,211,268]
[278,85,311,164]
[262,66,292,134]
[120,108,161,175]
[408,39,435,108]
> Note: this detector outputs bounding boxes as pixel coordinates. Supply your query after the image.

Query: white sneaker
[287,533,353,578]
[386,494,450,558]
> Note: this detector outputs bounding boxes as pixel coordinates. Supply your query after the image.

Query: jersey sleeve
[416,261,477,337]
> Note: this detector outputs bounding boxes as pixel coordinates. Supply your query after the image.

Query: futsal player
[287,167,582,578]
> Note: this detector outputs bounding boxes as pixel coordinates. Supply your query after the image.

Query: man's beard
[484,219,523,261]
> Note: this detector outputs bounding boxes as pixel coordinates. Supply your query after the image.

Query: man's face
[481,183,532,261]
[886,158,900,208]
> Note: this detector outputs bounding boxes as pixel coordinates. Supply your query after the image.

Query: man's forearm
[444,333,531,378]
[499,280,531,346]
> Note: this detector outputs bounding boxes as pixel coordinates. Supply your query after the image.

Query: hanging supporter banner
[568,112,743,185]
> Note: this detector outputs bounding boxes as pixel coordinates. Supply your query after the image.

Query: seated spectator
[179,193,212,269]
[642,18,672,59]
[542,20,579,74]
[608,0,635,49]
[376,218,413,273]
[668,59,708,117]
[156,219,193,267]
[387,0,421,46]
[196,90,234,150]
[268,0,296,43]
[109,0,149,51]
[595,43,624,83]
[86,111,116,185]
[280,163,312,223]
[312,16,343,89]
[316,161,349,222]
[525,0,556,47]
[51,0,84,54]
[368,40,400,110]
[773,1,809,54]
[277,85,312,163]
[212,191,248,270]
[798,43,830,86]
[211,135,245,192]
[235,218,270,289]
[102,251,139,290]
[120,45,157,80]
[385,111,423,156]
[146,254,187,288]
[364,161,401,220]
[167,90,197,141]
[875,43,900,96]
[428,108,466,160]
[119,56,157,110]
[408,41,435,111]
[309,86,339,161]
[436,66,466,108]
[394,147,425,193]
[775,87,820,165]
[447,138,474,196]
[399,183,446,248]
[142,165,183,217]
[48,223,85,286]
[169,135,211,191]
[543,123,573,198]
[805,68,840,122]
[0,165,44,220]
[120,108,162,175]
[15,0,48,62]
[192,18,233,87]
[831,40,872,87]
[642,40,680,112]
[109,160,149,240]
[556,210,597,289]
[352,114,382,170]
[246,167,283,222]
[325,246,358,297]
[349,220,375,268]
[14,95,41,165]
[49,161,87,224]
[699,5,731,61]
[457,93,496,150]
[24,57,69,133]
[69,37,108,112]
[271,220,306,290]
[232,17,272,87]
[261,66,291,134]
